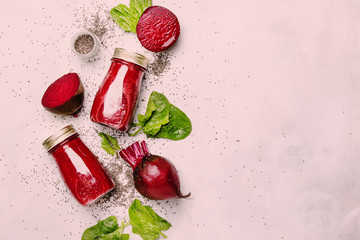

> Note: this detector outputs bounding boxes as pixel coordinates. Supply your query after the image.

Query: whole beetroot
[119,141,190,200]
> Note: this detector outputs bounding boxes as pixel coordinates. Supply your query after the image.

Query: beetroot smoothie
[43,125,114,205]
[90,48,148,131]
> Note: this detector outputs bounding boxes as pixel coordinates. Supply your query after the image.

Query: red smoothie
[90,48,148,131]
[43,125,114,205]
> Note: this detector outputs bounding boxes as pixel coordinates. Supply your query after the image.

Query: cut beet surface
[136,6,180,52]
[41,73,84,115]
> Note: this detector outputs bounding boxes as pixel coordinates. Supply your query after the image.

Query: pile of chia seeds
[148,52,171,77]
[74,34,95,54]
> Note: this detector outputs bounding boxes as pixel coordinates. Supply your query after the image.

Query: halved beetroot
[41,73,84,115]
[136,6,180,52]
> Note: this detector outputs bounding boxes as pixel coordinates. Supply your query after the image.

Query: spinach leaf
[98,132,121,156]
[154,104,192,140]
[133,91,192,140]
[99,232,130,240]
[81,216,130,240]
[138,91,170,136]
[129,199,172,240]
[81,199,171,240]
[99,230,130,240]
[110,0,152,33]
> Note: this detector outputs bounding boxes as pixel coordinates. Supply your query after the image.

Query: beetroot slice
[41,73,84,115]
[136,6,180,52]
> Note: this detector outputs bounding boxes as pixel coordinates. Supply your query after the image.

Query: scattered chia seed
[73,4,117,50]
[86,14,108,42]
[74,34,94,54]
[148,52,171,77]
[95,158,137,209]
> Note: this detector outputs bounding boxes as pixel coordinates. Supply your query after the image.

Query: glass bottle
[43,125,115,206]
[90,48,149,131]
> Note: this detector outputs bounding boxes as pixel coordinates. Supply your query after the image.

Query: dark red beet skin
[134,155,186,200]
[136,6,180,52]
[119,141,190,200]
[41,73,84,115]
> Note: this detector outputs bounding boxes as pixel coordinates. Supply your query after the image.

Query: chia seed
[74,34,94,54]
[148,52,171,77]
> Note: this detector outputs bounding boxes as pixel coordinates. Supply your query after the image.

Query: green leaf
[98,132,121,156]
[81,216,119,240]
[139,91,171,136]
[100,232,130,240]
[120,234,130,240]
[82,216,130,240]
[154,104,192,140]
[137,99,156,127]
[129,199,172,240]
[133,91,192,140]
[130,0,152,17]
[110,0,152,33]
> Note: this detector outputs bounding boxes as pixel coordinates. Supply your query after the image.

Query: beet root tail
[177,191,191,199]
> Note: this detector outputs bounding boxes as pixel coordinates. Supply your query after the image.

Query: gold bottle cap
[42,125,78,152]
[113,48,149,69]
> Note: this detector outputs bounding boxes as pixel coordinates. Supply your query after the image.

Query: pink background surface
[1,0,360,239]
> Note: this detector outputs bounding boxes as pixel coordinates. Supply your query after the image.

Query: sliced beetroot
[136,6,180,52]
[41,73,84,115]
[119,141,190,200]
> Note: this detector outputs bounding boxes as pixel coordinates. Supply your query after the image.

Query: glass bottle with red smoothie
[90,48,148,131]
[43,125,115,206]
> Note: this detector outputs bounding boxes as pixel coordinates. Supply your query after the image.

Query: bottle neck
[48,133,79,154]
[111,57,146,71]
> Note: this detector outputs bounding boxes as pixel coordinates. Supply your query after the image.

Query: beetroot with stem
[41,73,84,115]
[119,141,190,200]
